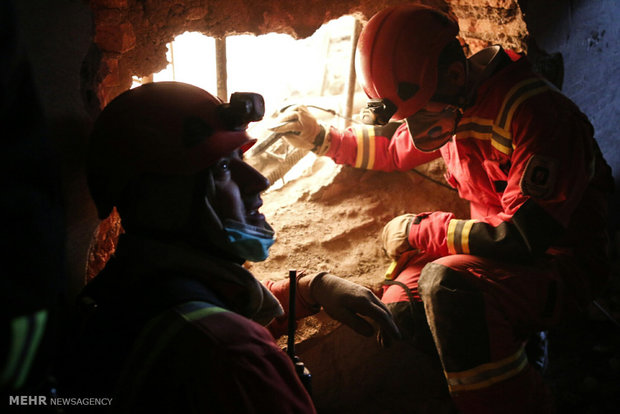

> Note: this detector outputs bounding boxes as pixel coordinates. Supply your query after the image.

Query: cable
[278,103,363,125]
[410,168,457,192]
[592,300,620,330]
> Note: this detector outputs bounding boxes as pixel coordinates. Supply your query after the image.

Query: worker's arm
[263,277,320,338]
[264,274,400,342]
[270,106,440,171]
[396,86,610,263]
[325,122,441,171]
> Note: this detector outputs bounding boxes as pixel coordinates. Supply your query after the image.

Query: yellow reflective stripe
[502,82,549,130]
[354,126,376,169]
[447,219,458,254]
[457,116,494,131]
[446,346,528,393]
[354,126,365,168]
[366,127,376,169]
[455,79,549,156]
[460,220,475,254]
[494,78,549,154]
[447,219,476,254]
[495,79,537,127]
[491,132,514,155]
[455,117,513,155]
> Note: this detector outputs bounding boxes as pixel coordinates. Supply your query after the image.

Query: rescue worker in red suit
[271,4,614,414]
[61,81,399,413]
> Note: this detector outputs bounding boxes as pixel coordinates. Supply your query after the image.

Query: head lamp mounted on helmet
[218,92,265,130]
[87,82,267,219]
[360,98,398,126]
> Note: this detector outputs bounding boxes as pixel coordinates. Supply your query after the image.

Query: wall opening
[87,14,368,279]
[133,15,366,189]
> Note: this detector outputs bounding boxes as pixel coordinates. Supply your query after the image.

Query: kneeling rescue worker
[271,4,614,413]
[60,81,400,413]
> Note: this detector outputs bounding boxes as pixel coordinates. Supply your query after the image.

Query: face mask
[222,219,275,262]
[405,105,463,152]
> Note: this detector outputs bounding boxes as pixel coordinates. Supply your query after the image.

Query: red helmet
[356,4,459,120]
[87,82,264,219]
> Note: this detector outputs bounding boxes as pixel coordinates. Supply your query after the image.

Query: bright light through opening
[133,15,366,188]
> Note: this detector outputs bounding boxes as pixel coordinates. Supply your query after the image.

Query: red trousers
[381,253,584,414]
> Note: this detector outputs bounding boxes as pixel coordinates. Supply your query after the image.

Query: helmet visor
[405,105,462,152]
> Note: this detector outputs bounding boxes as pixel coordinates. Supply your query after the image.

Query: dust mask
[223,219,275,262]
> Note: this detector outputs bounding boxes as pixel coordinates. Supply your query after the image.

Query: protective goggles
[405,104,462,152]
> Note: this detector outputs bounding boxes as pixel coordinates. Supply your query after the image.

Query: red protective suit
[325,47,613,413]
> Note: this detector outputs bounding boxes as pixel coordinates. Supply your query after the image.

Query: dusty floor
[248,151,620,413]
[248,152,469,290]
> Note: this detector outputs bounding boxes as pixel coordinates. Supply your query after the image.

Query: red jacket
[326,48,613,298]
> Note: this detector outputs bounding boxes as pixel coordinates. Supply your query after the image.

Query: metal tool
[287,269,312,394]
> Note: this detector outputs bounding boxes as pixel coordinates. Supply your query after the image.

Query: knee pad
[386,301,438,358]
[419,262,477,300]
[418,262,490,371]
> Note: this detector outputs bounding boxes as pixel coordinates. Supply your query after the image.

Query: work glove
[304,273,401,345]
[270,105,330,155]
[381,214,416,260]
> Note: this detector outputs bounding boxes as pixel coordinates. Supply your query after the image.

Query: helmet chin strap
[202,169,222,231]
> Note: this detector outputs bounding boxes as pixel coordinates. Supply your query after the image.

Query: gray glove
[270,105,330,155]
[307,273,400,343]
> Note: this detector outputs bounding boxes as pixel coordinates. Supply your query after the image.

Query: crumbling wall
[10,0,620,411]
[85,0,454,281]
[80,3,530,409]
[451,0,528,53]
[90,0,450,107]
[85,0,530,279]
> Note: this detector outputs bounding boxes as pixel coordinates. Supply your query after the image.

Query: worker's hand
[381,214,416,260]
[305,273,400,344]
[270,105,330,154]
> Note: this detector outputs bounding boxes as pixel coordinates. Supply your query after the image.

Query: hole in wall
[87,15,368,279]
[133,15,367,189]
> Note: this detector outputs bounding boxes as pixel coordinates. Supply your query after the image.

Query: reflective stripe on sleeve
[496,79,549,130]
[455,117,513,155]
[445,346,528,393]
[177,301,227,322]
[447,219,477,254]
[353,126,376,169]
[455,78,550,156]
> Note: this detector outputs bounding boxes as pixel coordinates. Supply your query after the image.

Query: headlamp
[360,98,398,125]
[219,92,265,130]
